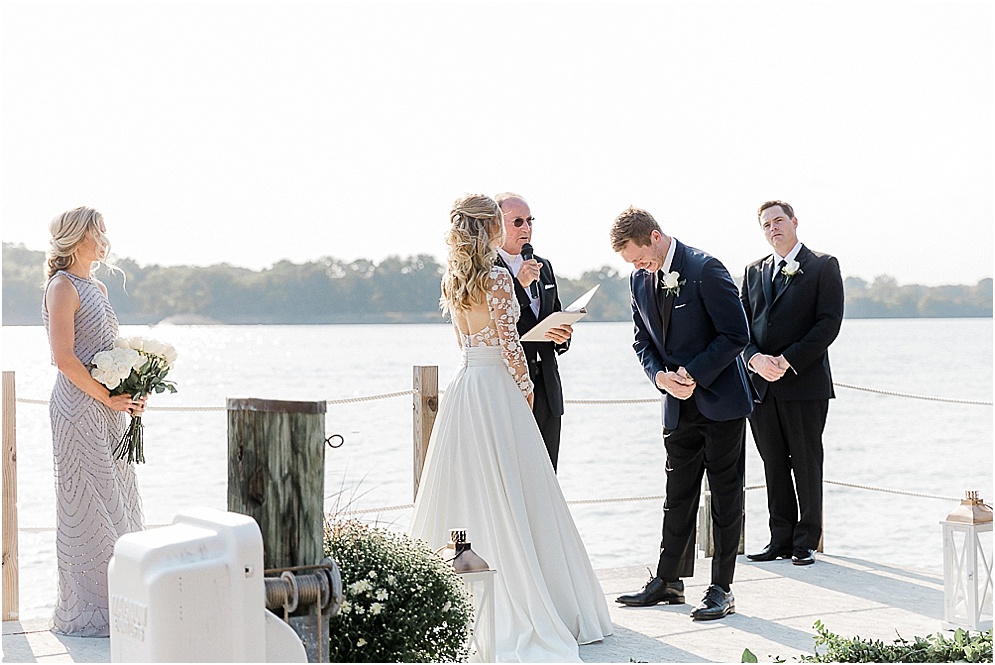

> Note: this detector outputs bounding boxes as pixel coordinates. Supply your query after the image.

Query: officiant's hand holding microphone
[520,242,573,344]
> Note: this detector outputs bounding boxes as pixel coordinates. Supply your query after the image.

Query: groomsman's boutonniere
[781,260,803,282]
[660,270,686,298]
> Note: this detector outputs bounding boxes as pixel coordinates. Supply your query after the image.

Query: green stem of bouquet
[114,415,145,464]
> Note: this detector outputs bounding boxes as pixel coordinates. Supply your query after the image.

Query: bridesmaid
[43,206,145,636]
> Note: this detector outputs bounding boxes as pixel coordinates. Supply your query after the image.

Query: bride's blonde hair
[441,194,505,314]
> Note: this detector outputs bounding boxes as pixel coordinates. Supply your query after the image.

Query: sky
[1,0,992,286]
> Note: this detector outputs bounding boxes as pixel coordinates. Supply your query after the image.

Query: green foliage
[742,647,759,662]
[324,519,473,663]
[797,620,993,663]
[3,243,991,324]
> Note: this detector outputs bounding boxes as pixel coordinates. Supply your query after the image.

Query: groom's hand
[656,369,696,400]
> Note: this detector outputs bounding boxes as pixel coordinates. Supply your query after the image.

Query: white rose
[103,372,122,390]
[162,344,178,364]
[143,339,165,357]
[784,259,801,275]
[93,351,115,371]
[662,271,681,289]
[112,362,132,381]
[127,336,146,351]
[113,337,130,350]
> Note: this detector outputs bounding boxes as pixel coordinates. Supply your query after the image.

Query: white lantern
[941,491,993,631]
[443,528,496,663]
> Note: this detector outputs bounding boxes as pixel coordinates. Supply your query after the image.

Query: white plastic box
[108,507,305,662]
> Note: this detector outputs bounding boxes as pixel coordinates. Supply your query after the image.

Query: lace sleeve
[487,267,534,399]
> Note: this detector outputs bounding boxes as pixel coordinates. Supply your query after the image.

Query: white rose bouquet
[90,336,178,463]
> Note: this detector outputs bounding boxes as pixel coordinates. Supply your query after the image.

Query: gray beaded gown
[42,270,144,637]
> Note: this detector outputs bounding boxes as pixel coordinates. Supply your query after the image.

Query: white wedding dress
[409,266,612,663]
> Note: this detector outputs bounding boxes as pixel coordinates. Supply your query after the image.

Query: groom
[610,206,752,621]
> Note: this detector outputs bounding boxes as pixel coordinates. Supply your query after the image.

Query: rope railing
[14,479,966,533]
[13,380,992,409]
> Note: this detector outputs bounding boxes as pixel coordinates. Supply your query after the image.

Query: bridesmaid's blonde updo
[441,194,505,314]
[46,206,112,279]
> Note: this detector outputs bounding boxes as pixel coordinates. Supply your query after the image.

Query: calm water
[2,319,992,620]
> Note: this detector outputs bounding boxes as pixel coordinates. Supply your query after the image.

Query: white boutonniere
[781,259,803,281]
[660,270,686,298]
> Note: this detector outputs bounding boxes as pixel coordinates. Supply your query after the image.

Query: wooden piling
[2,371,19,621]
[697,479,746,558]
[227,398,326,571]
[412,366,438,500]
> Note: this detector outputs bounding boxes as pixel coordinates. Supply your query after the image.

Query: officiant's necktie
[773,259,788,298]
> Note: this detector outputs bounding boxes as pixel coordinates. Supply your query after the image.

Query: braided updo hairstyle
[440,194,505,314]
[45,206,114,279]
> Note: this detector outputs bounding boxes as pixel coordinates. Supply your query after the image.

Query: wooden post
[697,479,746,558]
[698,478,714,558]
[412,366,438,500]
[227,398,326,571]
[2,371,19,621]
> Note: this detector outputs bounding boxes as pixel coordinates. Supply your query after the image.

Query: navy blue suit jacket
[630,240,753,430]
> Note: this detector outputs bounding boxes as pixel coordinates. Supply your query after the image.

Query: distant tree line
[2,243,991,325]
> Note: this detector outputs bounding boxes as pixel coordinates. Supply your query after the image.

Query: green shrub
[743,620,993,663]
[324,519,474,662]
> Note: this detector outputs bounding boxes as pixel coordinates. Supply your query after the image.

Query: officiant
[495,192,572,472]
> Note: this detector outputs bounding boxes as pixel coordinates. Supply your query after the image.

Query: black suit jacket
[740,245,844,402]
[496,254,568,417]
[630,240,753,430]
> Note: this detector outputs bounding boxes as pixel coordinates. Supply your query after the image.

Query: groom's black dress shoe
[690,584,735,621]
[746,543,793,562]
[615,577,685,606]
[792,548,816,566]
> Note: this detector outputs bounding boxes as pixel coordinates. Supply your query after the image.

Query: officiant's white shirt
[498,247,540,318]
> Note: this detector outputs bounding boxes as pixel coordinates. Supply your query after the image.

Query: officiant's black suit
[630,240,752,588]
[740,245,844,551]
[496,254,568,470]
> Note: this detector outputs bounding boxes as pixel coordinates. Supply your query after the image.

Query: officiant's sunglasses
[510,216,535,228]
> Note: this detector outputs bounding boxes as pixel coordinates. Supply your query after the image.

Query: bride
[409,194,612,662]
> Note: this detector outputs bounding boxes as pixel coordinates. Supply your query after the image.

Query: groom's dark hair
[610,206,661,252]
[757,200,795,222]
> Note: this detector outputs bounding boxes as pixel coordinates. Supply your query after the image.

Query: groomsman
[494,192,572,471]
[741,200,844,567]
[610,207,752,621]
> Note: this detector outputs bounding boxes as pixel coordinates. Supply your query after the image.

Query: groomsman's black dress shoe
[746,543,793,561]
[615,577,685,606]
[792,548,816,566]
[690,584,735,621]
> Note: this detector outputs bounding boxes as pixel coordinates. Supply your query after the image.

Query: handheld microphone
[520,243,538,299]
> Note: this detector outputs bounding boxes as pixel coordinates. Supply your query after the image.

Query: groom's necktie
[773,259,788,298]
[656,270,673,339]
